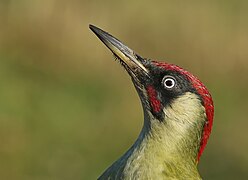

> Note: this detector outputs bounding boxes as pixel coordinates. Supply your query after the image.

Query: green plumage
[99,93,205,180]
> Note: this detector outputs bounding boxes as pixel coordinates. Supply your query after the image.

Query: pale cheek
[162,92,206,128]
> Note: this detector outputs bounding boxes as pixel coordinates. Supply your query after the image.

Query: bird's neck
[99,93,205,179]
[122,116,202,179]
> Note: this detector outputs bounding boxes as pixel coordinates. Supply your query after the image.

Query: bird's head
[90,25,214,162]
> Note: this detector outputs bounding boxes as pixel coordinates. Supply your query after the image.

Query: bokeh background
[0,0,248,179]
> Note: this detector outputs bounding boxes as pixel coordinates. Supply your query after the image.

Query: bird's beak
[89,25,149,78]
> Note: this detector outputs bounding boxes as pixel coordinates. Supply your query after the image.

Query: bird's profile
[89,24,214,180]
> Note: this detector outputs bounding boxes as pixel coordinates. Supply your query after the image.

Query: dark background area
[0,0,248,179]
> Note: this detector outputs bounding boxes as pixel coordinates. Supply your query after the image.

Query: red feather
[147,85,161,113]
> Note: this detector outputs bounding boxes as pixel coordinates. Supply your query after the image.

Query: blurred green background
[0,0,248,179]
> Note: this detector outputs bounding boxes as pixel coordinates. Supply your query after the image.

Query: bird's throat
[98,93,205,180]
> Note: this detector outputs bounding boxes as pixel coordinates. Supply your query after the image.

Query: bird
[89,24,214,180]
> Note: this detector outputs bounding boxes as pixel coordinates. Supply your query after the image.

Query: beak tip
[89,24,108,43]
[89,24,97,33]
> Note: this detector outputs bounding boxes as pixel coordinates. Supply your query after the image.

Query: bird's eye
[162,76,176,89]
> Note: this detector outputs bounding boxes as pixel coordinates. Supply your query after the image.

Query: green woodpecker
[90,25,214,180]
